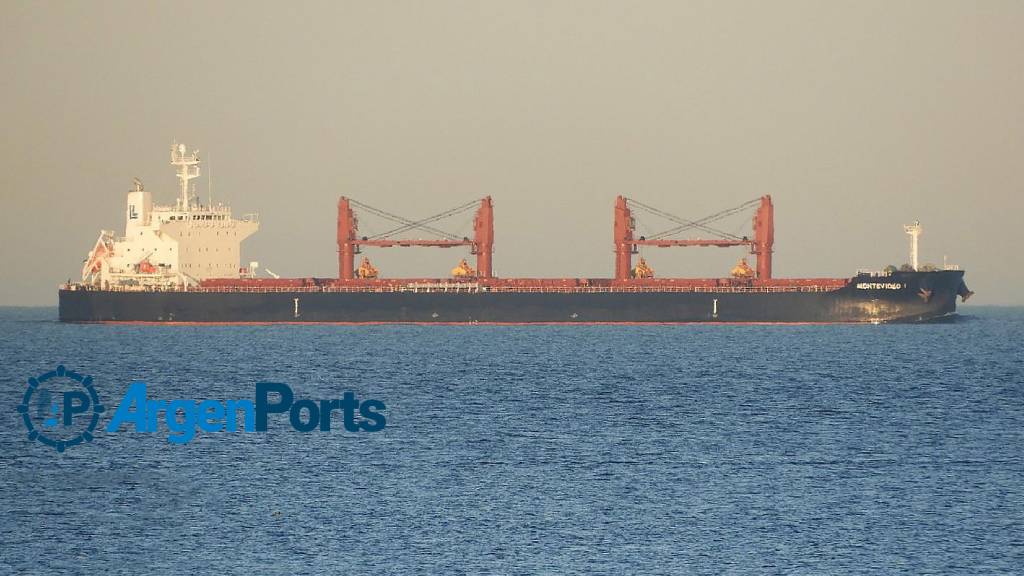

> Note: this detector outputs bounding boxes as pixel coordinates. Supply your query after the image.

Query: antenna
[207,152,212,208]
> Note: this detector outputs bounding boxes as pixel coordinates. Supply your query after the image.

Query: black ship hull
[59,271,968,324]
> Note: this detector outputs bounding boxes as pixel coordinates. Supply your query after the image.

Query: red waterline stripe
[69,320,872,326]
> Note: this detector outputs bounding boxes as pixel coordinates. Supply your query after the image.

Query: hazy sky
[2,1,1022,305]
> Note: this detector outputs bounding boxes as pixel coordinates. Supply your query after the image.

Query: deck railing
[62,283,844,294]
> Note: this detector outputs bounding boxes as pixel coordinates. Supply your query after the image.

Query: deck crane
[337,196,494,280]
[614,195,774,281]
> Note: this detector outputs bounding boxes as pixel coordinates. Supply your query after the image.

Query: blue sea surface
[0,307,1021,575]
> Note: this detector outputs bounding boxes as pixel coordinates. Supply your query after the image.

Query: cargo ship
[59,144,972,323]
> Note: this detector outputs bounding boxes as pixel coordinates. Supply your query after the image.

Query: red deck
[198,276,850,293]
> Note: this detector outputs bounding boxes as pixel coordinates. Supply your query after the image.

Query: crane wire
[349,198,480,241]
[629,197,762,241]
[626,198,745,241]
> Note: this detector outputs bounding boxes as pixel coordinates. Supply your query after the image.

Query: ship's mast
[171,143,200,212]
[904,221,921,271]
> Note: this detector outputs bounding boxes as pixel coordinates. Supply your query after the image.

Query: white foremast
[904,221,921,271]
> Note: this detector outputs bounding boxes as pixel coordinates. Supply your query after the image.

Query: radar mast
[904,221,922,271]
[171,143,200,212]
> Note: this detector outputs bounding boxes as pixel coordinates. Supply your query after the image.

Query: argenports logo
[18,365,387,451]
[17,365,105,452]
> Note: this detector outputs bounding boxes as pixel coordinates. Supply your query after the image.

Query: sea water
[0,307,1021,574]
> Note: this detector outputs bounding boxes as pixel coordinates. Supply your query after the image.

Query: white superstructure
[80,143,259,289]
